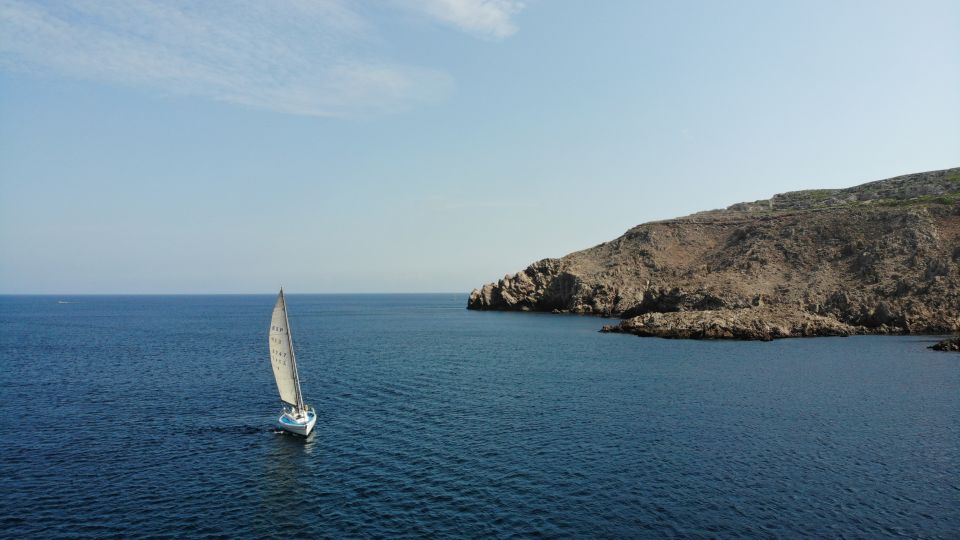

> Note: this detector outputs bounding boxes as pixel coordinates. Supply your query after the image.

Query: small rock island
[930,337,960,352]
[468,167,960,341]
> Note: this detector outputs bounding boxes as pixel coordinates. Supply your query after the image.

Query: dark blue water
[1,295,957,538]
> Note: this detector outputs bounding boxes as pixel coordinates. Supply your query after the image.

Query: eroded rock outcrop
[930,337,960,352]
[601,306,855,341]
[469,167,960,339]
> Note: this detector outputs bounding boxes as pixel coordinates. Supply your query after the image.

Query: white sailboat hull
[277,409,317,437]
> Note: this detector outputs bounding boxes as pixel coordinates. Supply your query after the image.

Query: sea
[1,294,957,538]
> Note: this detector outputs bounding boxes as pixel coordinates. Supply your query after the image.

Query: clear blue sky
[1,1,958,294]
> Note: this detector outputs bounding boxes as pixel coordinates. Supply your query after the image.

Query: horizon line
[0,292,471,296]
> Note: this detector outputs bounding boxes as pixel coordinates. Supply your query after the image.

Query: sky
[1,0,958,294]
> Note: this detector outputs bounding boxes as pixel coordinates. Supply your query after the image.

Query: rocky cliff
[468,167,960,340]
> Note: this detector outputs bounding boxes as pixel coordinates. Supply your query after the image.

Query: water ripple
[1,294,957,538]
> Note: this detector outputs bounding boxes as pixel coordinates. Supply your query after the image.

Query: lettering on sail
[270,325,289,366]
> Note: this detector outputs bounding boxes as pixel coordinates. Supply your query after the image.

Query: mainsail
[269,289,304,410]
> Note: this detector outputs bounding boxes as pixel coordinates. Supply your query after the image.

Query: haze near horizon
[1,0,958,294]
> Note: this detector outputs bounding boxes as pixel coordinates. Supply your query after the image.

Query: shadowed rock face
[468,167,960,339]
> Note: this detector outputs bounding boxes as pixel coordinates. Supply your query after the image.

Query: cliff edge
[468,167,960,340]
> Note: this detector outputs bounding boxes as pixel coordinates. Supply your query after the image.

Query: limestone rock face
[468,167,960,339]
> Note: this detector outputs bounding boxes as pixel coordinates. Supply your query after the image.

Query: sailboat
[268,288,317,437]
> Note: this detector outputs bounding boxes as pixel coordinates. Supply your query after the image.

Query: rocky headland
[468,167,960,340]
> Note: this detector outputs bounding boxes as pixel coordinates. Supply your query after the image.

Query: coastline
[468,167,960,342]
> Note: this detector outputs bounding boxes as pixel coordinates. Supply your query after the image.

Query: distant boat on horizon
[268,288,317,437]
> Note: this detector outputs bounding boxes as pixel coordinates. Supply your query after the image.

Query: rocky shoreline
[600,306,859,341]
[930,337,960,352]
[468,167,960,341]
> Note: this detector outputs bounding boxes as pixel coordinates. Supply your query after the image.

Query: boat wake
[202,425,271,435]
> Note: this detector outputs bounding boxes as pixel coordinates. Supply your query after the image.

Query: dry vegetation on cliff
[468,167,960,340]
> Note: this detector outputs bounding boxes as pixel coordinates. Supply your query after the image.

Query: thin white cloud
[397,0,525,39]
[0,0,456,117]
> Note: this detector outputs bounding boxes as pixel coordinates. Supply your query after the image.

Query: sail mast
[281,288,305,412]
